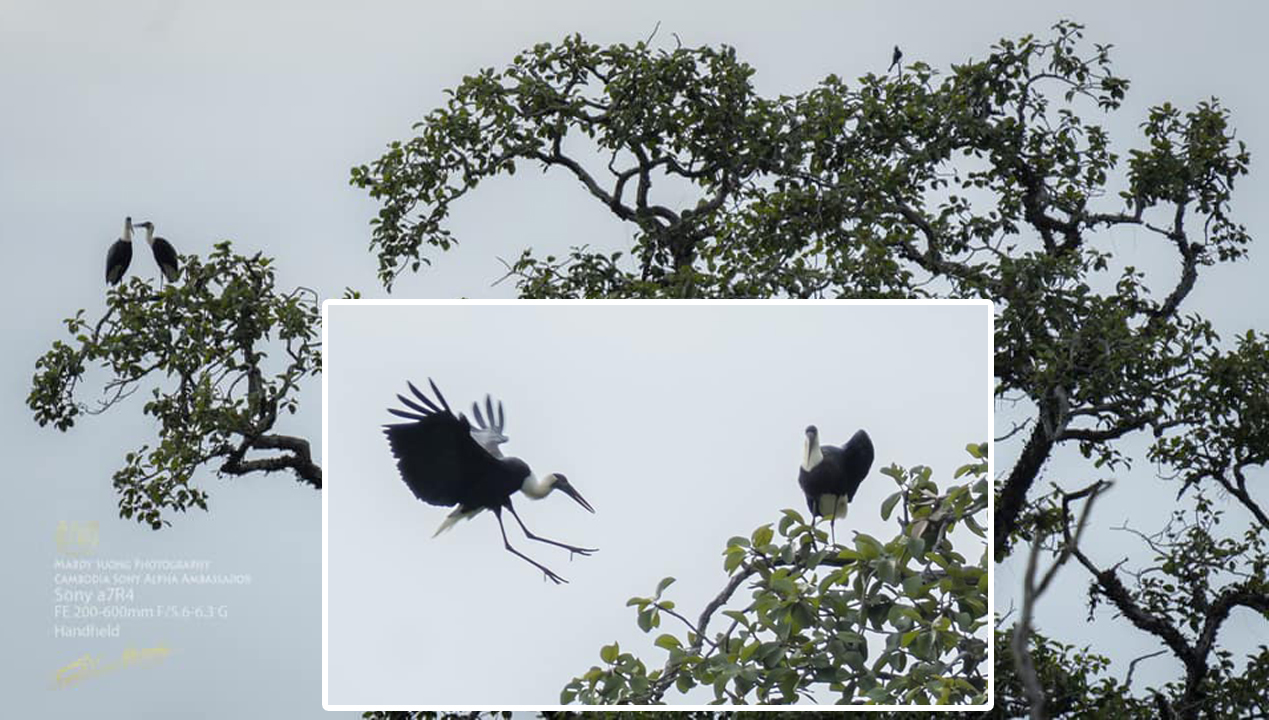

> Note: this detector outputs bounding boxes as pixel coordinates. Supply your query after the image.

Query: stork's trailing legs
[494,508,567,584]
[505,503,598,559]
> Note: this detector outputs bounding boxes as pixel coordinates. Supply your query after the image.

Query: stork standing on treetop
[798,425,875,545]
[105,216,135,285]
[133,220,180,287]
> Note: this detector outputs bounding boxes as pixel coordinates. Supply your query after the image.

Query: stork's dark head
[805,425,818,438]
[546,473,595,514]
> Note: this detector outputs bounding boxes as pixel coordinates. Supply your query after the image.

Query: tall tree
[29,244,322,527]
[352,21,1268,715]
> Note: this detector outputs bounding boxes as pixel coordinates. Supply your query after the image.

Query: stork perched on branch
[798,426,875,545]
[133,220,179,286]
[105,216,134,285]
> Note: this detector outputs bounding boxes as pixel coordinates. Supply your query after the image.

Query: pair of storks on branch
[384,380,873,584]
[106,216,179,286]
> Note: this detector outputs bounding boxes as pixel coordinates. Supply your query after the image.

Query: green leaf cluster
[563,444,989,705]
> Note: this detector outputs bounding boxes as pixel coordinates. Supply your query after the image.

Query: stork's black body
[384,379,595,584]
[889,45,903,72]
[798,426,874,545]
[135,221,179,284]
[105,217,134,285]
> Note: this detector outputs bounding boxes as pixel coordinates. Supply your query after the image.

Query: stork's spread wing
[383,379,518,507]
[832,429,875,500]
[468,394,508,457]
[388,381,509,457]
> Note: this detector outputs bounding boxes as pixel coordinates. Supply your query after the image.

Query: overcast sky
[4,0,1268,716]
[324,301,989,706]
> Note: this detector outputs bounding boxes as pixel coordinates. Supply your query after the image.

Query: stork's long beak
[555,478,595,513]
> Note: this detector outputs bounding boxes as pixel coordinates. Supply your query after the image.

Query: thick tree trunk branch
[221,433,322,489]
[995,404,1060,553]
[1152,199,1198,323]
[1058,415,1153,442]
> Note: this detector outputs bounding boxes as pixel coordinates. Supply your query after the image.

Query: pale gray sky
[325,301,990,706]
[3,0,1268,716]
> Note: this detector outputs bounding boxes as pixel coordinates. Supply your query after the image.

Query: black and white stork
[105,216,134,285]
[383,379,596,584]
[134,220,179,285]
[798,425,875,545]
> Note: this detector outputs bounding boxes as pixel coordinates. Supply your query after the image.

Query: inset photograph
[323,300,992,709]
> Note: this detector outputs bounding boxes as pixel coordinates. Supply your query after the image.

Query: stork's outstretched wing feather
[383,380,517,506]
[469,394,508,457]
[387,381,509,456]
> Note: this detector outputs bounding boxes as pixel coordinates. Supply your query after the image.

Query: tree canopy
[352,20,1268,715]
[29,243,321,528]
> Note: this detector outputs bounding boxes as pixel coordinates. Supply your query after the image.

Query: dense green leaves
[563,444,989,705]
[351,36,787,295]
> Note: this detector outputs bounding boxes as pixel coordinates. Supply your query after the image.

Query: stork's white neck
[141,224,155,247]
[802,435,823,472]
[124,218,134,242]
[521,472,553,500]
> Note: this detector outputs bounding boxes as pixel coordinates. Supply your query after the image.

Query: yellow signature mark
[55,520,100,557]
[52,646,172,688]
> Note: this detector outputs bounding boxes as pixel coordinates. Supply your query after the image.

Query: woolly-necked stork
[889,45,903,72]
[384,379,596,584]
[105,217,134,285]
[799,426,874,545]
[134,221,179,286]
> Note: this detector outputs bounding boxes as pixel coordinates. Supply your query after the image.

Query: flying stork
[383,379,597,584]
[133,220,180,286]
[105,216,134,285]
[798,426,875,545]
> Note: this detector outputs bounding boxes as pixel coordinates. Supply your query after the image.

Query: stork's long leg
[827,496,841,546]
[506,503,598,557]
[493,509,566,584]
[830,515,837,546]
